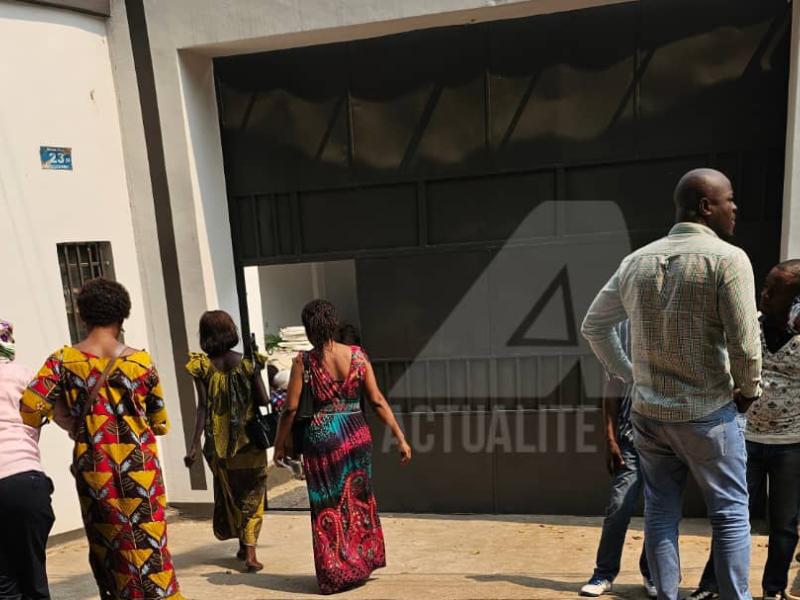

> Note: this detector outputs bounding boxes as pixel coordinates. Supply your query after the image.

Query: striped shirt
[582,222,762,422]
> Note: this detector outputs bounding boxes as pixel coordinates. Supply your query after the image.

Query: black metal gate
[215,0,790,514]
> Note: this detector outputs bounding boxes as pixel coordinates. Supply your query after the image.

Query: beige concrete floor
[46,479,800,600]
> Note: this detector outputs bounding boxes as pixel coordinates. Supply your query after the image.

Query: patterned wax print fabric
[0,319,15,363]
[746,319,800,444]
[21,347,184,600]
[185,352,268,546]
[302,346,385,594]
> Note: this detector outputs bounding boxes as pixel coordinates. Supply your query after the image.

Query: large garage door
[215,0,790,514]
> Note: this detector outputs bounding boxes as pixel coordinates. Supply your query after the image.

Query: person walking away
[580,321,655,598]
[21,278,184,600]
[267,365,288,413]
[687,261,800,600]
[267,365,304,480]
[272,300,412,594]
[0,319,55,599]
[184,310,270,572]
[581,168,762,600]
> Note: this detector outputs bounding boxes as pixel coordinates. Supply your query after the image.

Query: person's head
[301,299,339,350]
[673,168,737,238]
[76,278,131,334]
[336,323,361,346]
[0,319,15,363]
[199,310,239,357]
[760,260,800,322]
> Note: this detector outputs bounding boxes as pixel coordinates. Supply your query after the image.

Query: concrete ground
[47,477,800,600]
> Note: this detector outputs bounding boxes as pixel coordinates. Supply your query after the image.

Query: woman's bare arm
[184,378,207,467]
[363,361,411,464]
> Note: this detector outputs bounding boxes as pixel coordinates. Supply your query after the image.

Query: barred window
[57,242,116,344]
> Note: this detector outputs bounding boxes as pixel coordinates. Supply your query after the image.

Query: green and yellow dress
[186,353,268,546]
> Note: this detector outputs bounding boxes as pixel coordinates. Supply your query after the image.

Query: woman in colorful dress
[184,310,269,572]
[20,278,184,600]
[273,299,412,595]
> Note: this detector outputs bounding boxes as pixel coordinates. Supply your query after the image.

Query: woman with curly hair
[273,300,411,595]
[184,310,270,572]
[20,278,184,600]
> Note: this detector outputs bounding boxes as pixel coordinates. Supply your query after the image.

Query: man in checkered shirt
[582,168,762,600]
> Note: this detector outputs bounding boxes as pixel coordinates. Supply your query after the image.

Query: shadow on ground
[468,574,697,599]
[204,571,320,594]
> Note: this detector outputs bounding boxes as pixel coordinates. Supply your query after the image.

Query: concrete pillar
[782,0,800,260]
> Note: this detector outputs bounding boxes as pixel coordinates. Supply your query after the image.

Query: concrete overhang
[19,0,109,18]
[182,0,634,57]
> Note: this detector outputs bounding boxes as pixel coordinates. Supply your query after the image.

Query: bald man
[582,169,762,600]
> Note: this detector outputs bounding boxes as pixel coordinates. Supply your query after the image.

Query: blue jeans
[632,403,751,600]
[593,438,650,582]
[699,440,800,595]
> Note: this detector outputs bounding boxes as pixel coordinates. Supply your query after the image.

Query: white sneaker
[276,457,305,480]
[285,457,305,480]
[683,589,718,600]
[580,577,613,597]
[643,576,657,598]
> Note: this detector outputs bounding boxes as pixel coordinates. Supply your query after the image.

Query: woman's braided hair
[301,300,339,350]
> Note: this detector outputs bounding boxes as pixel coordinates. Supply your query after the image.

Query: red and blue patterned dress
[21,348,184,600]
[302,346,385,594]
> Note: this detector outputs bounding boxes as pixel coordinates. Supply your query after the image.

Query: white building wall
[0,1,150,534]
[253,261,360,340]
[258,264,316,338]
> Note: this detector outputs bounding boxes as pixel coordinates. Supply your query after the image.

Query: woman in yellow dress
[21,278,184,600]
[184,310,269,572]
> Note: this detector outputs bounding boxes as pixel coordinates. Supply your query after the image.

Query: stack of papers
[278,326,313,351]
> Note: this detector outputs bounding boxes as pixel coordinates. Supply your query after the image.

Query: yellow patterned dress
[186,352,268,546]
[21,347,184,600]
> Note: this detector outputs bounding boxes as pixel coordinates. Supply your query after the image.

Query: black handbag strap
[302,351,311,383]
[249,356,269,414]
[296,351,314,420]
[246,333,273,416]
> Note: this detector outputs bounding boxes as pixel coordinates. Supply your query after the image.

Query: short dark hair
[777,259,800,282]
[199,310,239,356]
[76,278,131,329]
[301,300,339,349]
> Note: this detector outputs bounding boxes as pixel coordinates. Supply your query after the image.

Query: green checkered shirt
[581,222,762,422]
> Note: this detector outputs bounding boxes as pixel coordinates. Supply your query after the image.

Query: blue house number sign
[40,146,73,170]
